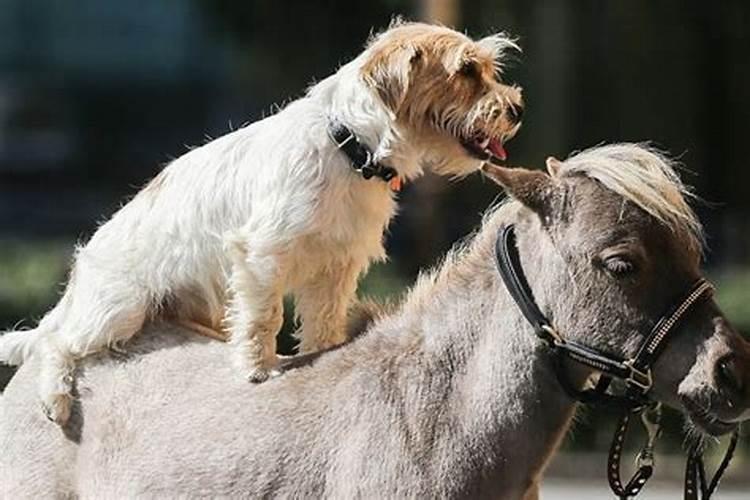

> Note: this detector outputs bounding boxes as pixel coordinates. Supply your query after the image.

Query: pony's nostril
[716,356,743,395]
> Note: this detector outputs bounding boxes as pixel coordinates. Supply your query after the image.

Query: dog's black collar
[327,120,398,183]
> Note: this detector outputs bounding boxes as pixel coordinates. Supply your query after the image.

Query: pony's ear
[481,164,555,216]
[361,43,422,113]
[545,156,563,178]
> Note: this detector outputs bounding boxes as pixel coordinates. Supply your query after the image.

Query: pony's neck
[306,58,424,180]
[381,206,581,494]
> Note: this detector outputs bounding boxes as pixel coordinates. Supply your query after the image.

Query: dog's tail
[0,327,45,366]
[1,293,71,365]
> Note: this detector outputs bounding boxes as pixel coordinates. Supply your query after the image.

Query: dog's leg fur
[36,256,150,423]
[225,234,287,383]
[37,340,75,424]
[294,259,361,354]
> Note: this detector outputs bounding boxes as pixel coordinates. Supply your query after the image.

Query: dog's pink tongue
[488,139,507,161]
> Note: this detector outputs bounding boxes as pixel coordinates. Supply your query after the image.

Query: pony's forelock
[560,143,704,252]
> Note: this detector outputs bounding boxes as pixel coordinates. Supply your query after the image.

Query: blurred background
[1,0,748,494]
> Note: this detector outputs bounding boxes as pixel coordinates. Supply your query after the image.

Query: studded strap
[607,406,660,499]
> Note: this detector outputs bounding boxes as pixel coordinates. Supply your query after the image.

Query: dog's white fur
[0,21,522,424]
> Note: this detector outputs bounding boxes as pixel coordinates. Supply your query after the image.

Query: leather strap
[328,119,398,184]
[607,408,659,499]
[629,279,714,375]
[495,224,560,345]
[684,430,739,500]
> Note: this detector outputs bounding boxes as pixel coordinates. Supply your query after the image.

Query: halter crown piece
[494,224,738,500]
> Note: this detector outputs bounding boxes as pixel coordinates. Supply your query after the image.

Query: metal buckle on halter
[623,359,653,392]
[540,324,564,345]
[636,404,662,468]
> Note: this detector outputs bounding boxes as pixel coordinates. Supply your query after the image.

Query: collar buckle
[331,130,355,149]
[328,119,399,186]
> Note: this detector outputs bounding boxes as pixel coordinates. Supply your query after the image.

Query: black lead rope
[684,430,739,500]
[493,224,735,499]
[608,404,661,499]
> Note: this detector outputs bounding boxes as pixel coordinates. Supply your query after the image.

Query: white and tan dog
[0,21,523,424]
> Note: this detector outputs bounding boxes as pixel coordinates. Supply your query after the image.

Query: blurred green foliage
[714,270,750,335]
[0,239,72,328]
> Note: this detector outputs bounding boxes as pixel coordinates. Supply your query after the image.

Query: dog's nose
[507,102,524,124]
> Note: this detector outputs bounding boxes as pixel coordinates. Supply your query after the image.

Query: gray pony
[1,144,748,499]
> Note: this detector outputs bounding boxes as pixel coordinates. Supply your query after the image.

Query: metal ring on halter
[540,324,563,345]
[622,359,653,393]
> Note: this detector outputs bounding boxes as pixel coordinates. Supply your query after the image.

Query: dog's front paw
[242,353,281,383]
[245,364,281,384]
[41,392,72,426]
[245,368,277,384]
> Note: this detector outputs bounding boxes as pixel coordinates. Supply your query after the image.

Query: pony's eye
[603,255,637,276]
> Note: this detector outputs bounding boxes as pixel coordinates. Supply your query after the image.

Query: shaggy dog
[0,21,523,425]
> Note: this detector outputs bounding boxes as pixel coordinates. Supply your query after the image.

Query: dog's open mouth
[683,397,738,436]
[461,133,507,166]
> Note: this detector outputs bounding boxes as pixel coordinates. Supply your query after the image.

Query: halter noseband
[494,224,736,499]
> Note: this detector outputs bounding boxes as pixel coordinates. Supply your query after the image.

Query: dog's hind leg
[36,268,150,424]
[37,299,148,424]
[37,340,76,424]
[294,258,361,354]
[224,234,286,383]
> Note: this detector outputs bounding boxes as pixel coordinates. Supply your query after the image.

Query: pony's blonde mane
[560,143,704,250]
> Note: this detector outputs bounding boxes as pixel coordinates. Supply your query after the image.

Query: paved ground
[542,479,747,499]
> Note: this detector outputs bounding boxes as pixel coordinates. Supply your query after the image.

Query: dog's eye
[602,255,637,277]
[458,60,479,78]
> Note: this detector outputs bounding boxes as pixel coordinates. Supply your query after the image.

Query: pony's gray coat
[0,203,571,499]
[1,144,747,499]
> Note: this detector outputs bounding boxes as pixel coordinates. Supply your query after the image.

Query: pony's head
[484,144,749,436]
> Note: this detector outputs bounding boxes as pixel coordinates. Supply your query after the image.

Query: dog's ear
[445,46,482,79]
[481,164,556,217]
[361,43,422,113]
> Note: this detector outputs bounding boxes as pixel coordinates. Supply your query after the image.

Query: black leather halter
[495,224,714,408]
[327,119,398,183]
[494,224,736,499]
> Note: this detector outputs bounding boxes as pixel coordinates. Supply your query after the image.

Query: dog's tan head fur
[361,21,523,174]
